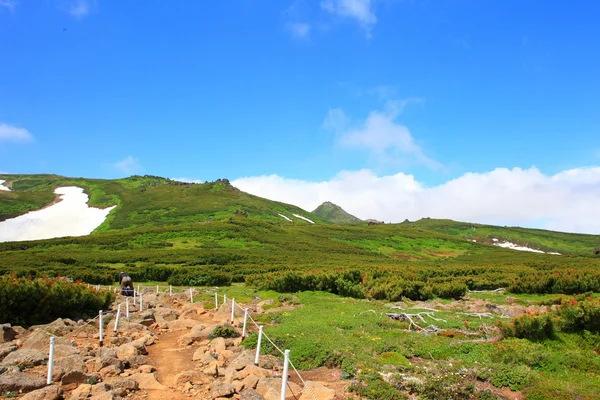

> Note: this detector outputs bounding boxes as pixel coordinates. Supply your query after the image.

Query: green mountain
[312,201,363,224]
[0,174,324,230]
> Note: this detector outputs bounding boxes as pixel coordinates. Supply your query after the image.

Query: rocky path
[0,290,346,400]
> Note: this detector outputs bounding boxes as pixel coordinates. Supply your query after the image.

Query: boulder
[111,378,139,392]
[238,365,274,379]
[99,364,122,378]
[53,344,80,358]
[128,373,168,390]
[20,385,62,400]
[69,383,92,399]
[154,307,179,322]
[242,374,260,390]
[1,348,47,367]
[126,355,148,369]
[299,381,335,400]
[0,372,46,393]
[210,337,227,353]
[210,381,235,398]
[256,378,302,400]
[21,331,69,350]
[94,347,117,359]
[0,324,17,343]
[174,370,210,386]
[138,364,156,373]
[230,349,256,370]
[0,343,18,361]
[53,355,86,380]
[90,356,123,373]
[61,370,89,387]
[240,388,265,400]
[115,344,138,359]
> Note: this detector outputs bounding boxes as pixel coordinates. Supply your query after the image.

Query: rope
[261,332,286,357]
[289,360,319,400]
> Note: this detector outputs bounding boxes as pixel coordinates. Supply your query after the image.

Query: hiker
[119,272,134,296]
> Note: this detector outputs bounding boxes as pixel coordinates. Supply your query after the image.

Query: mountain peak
[312,201,362,224]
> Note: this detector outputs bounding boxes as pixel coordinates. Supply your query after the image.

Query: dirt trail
[146,330,196,387]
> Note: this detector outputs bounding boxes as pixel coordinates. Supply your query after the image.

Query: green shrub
[558,297,600,333]
[491,364,534,391]
[349,371,406,400]
[209,324,240,339]
[491,338,549,368]
[0,274,115,327]
[498,313,555,341]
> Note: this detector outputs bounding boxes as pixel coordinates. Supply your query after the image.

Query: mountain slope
[312,201,363,224]
[404,218,600,256]
[0,174,325,232]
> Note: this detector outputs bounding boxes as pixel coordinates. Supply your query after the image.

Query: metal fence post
[254,325,264,365]
[231,298,235,324]
[99,310,103,347]
[126,297,130,319]
[242,308,249,338]
[281,349,290,400]
[47,337,55,384]
[215,292,218,309]
[114,303,121,332]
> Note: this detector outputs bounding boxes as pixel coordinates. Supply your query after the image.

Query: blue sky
[2,0,600,231]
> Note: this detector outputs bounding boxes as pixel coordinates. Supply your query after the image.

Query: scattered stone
[115,344,139,359]
[94,347,117,359]
[211,381,236,398]
[70,383,92,399]
[129,373,168,390]
[230,350,256,370]
[0,324,17,343]
[1,348,47,367]
[138,364,156,373]
[256,378,302,400]
[53,354,86,380]
[126,355,148,369]
[0,371,47,393]
[61,370,89,387]
[111,378,139,392]
[0,343,18,362]
[210,337,227,353]
[99,364,122,378]
[241,374,260,390]
[174,370,210,386]
[240,388,265,400]
[20,384,62,400]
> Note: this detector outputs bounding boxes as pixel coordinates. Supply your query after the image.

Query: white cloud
[0,0,17,13]
[113,156,141,175]
[321,0,377,35]
[288,22,311,39]
[63,0,95,19]
[232,166,600,234]
[171,177,204,184]
[0,123,33,142]
[326,101,439,169]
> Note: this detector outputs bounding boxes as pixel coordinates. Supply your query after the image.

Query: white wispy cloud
[288,22,311,39]
[63,0,95,19]
[321,0,377,35]
[232,166,600,234]
[0,123,33,142]
[113,156,141,175]
[0,0,17,13]
[171,177,204,184]
[325,101,439,169]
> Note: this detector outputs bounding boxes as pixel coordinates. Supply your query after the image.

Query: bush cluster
[0,274,115,327]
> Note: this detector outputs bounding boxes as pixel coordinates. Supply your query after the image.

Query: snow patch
[292,213,315,224]
[0,186,116,242]
[278,213,292,222]
[0,180,10,191]
[493,241,561,255]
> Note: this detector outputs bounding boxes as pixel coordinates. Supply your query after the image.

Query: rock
[230,350,256,370]
[61,370,89,387]
[1,348,47,367]
[183,381,193,391]
[115,344,139,359]
[54,344,79,358]
[0,372,46,393]
[0,324,17,343]
[129,373,168,390]
[21,331,69,350]
[29,318,71,336]
[154,307,179,322]
[210,337,227,353]
[234,380,245,393]
[211,381,236,398]
[111,378,139,392]
[0,343,18,361]
[91,382,112,394]
[99,364,122,378]
[192,347,208,361]
[240,388,265,400]
[53,355,86,380]
[69,383,92,399]
[238,365,274,379]
[138,364,156,373]
[89,392,116,400]
[91,356,123,373]
[242,374,260,390]
[174,370,209,386]
[256,378,302,400]
[94,347,117,359]
[299,381,335,400]
[178,324,209,346]
[126,355,148,369]
[20,385,62,400]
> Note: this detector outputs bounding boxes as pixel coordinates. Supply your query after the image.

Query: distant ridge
[312,201,363,224]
